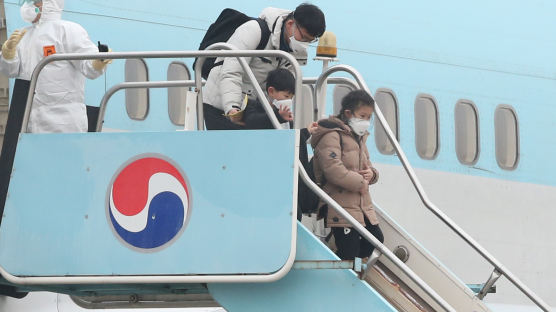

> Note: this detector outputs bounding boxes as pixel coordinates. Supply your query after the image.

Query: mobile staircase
[0,47,551,312]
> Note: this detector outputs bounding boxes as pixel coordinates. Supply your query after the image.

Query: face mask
[348,118,371,136]
[20,2,40,23]
[289,36,310,54]
[273,99,293,110]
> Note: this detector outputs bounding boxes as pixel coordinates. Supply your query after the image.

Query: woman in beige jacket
[311,90,383,260]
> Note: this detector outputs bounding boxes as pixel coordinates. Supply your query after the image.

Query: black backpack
[299,125,344,217]
[299,157,320,215]
[193,8,272,79]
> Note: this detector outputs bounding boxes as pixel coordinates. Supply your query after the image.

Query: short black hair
[337,90,374,120]
[266,69,295,94]
[293,3,326,38]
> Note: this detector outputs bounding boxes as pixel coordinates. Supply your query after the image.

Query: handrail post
[478,268,502,300]
[361,249,382,280]
[193,57,205,130]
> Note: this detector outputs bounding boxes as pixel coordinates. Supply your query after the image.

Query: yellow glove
[2,29,27,60]
[92,58,112,71]
[92,48,113,71]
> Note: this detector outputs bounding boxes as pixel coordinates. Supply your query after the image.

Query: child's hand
[279,105,294,121]
[307,122,318,134]
[358,164,374,182]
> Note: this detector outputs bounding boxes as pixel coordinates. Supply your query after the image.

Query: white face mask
[289,24,310,53]
[20,2,40,24]
[272,99,293,110]
[348,118,371,136]
[289,36,309,53]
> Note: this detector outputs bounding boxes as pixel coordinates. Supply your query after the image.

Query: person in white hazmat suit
[0,0,111,133]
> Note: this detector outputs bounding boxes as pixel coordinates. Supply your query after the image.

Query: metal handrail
[96,80,200,132]
[296,160,455,312]
[194,43,303,130]
[302,77,358,89]
[10,49,311,284]
[19,49,548,309]
[93,76,334,131]
[11,48,447,309]
[313,64,551,312]
[22,49,302,133]
[91,77,436,307]
[191,49,454,309]
[303,77,358,121]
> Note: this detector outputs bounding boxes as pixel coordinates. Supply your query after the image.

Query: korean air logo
[107,155,191,251]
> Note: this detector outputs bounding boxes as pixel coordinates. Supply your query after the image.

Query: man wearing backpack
[201,3,326,130]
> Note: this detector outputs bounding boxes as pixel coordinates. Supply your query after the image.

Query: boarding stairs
[0,49,551,312]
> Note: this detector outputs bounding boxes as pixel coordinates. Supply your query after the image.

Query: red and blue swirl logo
[107,156,190,250]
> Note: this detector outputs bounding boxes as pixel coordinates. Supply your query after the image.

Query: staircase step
[365,262,434,312]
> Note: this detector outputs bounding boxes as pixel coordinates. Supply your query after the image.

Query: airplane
[0,0,554,311]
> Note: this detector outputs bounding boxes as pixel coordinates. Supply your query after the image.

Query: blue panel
[208,224,395,312]
[0,130,298,276]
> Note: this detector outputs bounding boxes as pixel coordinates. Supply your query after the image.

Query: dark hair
[293,3,326,38]
[337,90,375,121]
[266,68,295,94]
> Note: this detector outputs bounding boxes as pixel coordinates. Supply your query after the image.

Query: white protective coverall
[0,0,105,133]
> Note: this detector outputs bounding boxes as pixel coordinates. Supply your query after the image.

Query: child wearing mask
[311,90,383,260]
[243,68,296,129]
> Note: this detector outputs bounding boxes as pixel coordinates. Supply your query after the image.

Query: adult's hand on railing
[226,108,246,126]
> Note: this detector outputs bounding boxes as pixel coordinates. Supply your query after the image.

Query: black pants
[332,217,384,260]
[203,103,245,130]
[0,79,30,216]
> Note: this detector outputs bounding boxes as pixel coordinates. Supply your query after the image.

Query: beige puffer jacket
[311,116,379,227]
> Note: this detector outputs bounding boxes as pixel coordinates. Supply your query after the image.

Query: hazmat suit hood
[40,0,64,22]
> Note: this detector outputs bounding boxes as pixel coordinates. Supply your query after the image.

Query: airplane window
[298,84,314,126]
[495,105,519,170]
[167,62,191,126]
[374,89,399,155]
[415,95,439,160]
[125,59,149,120]
[333,84,353,116]
[455,100,479,165]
